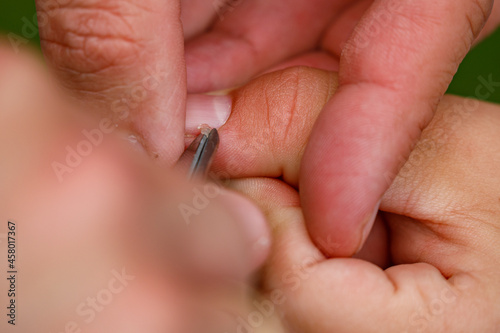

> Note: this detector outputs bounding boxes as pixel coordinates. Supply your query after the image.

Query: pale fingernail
[357,199,381,253]
[185,94,232,134]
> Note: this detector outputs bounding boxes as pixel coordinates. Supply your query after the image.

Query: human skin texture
[0,47,272,333]
[1,37,499,331]
[214,67,500,332]
[35,0,500,262]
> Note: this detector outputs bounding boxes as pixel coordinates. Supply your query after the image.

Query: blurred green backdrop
[1,0,499,104]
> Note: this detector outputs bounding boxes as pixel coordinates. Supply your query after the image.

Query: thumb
[36,0,186,164]
[301,0,494,257]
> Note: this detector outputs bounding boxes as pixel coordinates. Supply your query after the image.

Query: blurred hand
[0,47,270,333]
[215,66,500,332]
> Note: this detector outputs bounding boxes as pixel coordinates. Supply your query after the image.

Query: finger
[185,0,349,93]
[262,51,340,74]
[0,45,190,333]
[322,0,500,56]
[233,178,491,333]
[214,62,390,266]
[158,182,272,281]
[321,0,373,58]
[0,47,271,333]
[301,0,494,257]
[210,67,338,186]
[229,177,390,268]
[181,0,217,40]
[217,66,500,268]
[0,43,77,190]
[477,0,500,41]
[35,0,186,164]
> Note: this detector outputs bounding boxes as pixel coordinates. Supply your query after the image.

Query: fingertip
[299,109,388,257]
[357,199,381,253]
[299,78,424,257]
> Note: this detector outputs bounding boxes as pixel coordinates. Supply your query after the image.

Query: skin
[219,67,500,332]
[182,0,500,91]
[180,0,500,259]
[1,40,499,331]
[35,0,500,260]
[0,47,270,333]
[35,0,187,163]
[6,2,500,329]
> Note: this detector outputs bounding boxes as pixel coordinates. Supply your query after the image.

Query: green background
[1,0,499,104]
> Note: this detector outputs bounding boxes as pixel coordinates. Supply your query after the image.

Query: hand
[213,66,500,332]
[34,0,500,257]
[0,46,270,332]
[184,0,500,91]
[34,0,189,163]
[182,0,500,257]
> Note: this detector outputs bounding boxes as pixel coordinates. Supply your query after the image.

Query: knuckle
[39,1,143,78]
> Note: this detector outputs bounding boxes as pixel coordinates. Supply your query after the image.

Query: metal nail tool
[180,128,220,179]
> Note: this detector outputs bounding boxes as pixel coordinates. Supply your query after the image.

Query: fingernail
[185,94,232,134]
[357,199,381,253]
